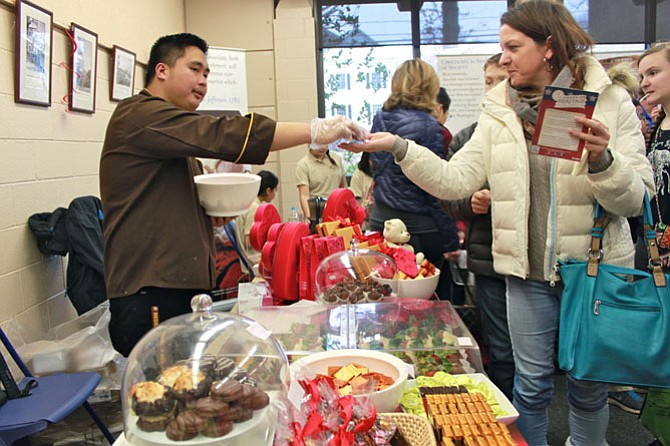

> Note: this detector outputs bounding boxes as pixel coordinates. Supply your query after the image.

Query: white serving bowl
[194,173,261,217]
[290,349,410,413]
[374,268,440,300]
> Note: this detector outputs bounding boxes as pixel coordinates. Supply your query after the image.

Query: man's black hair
[436,87,451,112]
[145,33,208,86]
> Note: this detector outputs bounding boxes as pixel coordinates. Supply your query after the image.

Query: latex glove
[310,116,367,148]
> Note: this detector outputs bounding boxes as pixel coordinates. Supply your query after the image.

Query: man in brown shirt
[100,33,364,356]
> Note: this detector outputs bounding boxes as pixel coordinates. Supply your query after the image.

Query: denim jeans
[476,274,515,401]
[506,277,609,446]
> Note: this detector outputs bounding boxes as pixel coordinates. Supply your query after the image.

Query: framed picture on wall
[15,0,53,106]
[69,23,98,113]
[111,45,135,101]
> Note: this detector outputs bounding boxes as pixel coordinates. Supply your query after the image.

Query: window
[316,0,659,173]
[367,71,387,89]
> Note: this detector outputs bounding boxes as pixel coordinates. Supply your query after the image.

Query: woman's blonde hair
[384,59,440,115]
[638,41,670,67]
[607,63,641,100]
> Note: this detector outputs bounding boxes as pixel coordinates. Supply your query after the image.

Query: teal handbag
[558,193,670,388]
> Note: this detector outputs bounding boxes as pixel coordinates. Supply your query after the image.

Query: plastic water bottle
[288,207,299,222]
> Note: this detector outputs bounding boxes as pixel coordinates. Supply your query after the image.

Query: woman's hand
[339,132,397,153]
[310,116,367,147]
[569,116,610,162]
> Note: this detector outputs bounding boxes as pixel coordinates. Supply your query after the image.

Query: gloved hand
[310,116,367,148]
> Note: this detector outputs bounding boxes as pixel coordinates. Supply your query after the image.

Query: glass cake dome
[121,294,289,445]
[314,242,397,304]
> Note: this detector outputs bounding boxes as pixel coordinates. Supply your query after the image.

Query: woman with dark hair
[234,170,279,271]
[350,152,373,201]
[350,152,374,230]
[342,2,653,444]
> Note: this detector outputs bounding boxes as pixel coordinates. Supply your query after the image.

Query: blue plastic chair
[0,327,115,446]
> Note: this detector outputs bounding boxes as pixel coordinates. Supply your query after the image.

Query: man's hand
[471,189,491,215]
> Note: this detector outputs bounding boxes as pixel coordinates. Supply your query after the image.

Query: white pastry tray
[405,373,519,425]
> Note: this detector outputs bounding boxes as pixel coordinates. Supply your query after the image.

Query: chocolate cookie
[213,357,236,378]
[201,418,234,438]
[218,404,253,423]
[165,419,197,442]
[172,370,212,402]
[129,381,175,416]
[210,379,244,402]
[229,368,249,383]
[194,396,229,418]
[237,387,270,410]
[174,410,207,434]
[136,414,172,432]
[176,357,215,378]
[157,365,191,388]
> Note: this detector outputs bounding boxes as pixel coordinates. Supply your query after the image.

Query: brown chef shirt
[100,90,276,298]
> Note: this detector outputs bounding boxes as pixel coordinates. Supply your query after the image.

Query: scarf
[509,61,580,139]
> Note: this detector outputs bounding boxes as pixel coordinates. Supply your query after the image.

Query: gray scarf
[509,63,576,136]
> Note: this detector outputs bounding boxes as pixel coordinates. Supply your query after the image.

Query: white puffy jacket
[397,56,654,281]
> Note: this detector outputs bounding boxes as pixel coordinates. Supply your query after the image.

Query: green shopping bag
[640,388,670,446]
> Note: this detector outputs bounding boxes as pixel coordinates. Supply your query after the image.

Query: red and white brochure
[530,86,599,162]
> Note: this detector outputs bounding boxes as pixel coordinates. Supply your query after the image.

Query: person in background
[368,59,461,301]
[436,87,453,150]
[234,170,279,273]
[100,33,365,357]
[440,52,514,402]
[341,2,653,445]
[449,53,506,156]
[296,146,348,227]
[349,152,374,231]
[350,152,373,201]
[637,42,670,446]
[604,62,650,415]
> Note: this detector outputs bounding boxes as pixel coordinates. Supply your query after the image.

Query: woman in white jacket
[342,2,653,445]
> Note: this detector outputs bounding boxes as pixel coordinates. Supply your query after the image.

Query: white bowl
[375,268,440,300]
[290,349,410,413]
[194,173,261,217]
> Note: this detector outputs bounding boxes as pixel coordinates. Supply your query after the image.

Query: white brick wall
[0,0,319,336]
[0,1,184,333]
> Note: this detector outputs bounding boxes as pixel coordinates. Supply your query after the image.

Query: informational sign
[198,46,248,114]
[437,54,490,135]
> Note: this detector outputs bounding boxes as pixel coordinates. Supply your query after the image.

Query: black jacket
[65,196,107,314]
[442,123,501,278]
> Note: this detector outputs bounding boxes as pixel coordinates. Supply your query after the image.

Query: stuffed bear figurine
[383,219,425,264]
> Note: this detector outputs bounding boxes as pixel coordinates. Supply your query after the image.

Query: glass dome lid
[315,242,397,304]
[121,294,289,445]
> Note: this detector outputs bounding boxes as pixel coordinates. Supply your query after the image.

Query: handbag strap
[589,191,666,287]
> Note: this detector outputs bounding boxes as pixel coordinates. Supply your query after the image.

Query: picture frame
[69,23,98,113]
[111,45,136,101]
[15,0,53,106]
